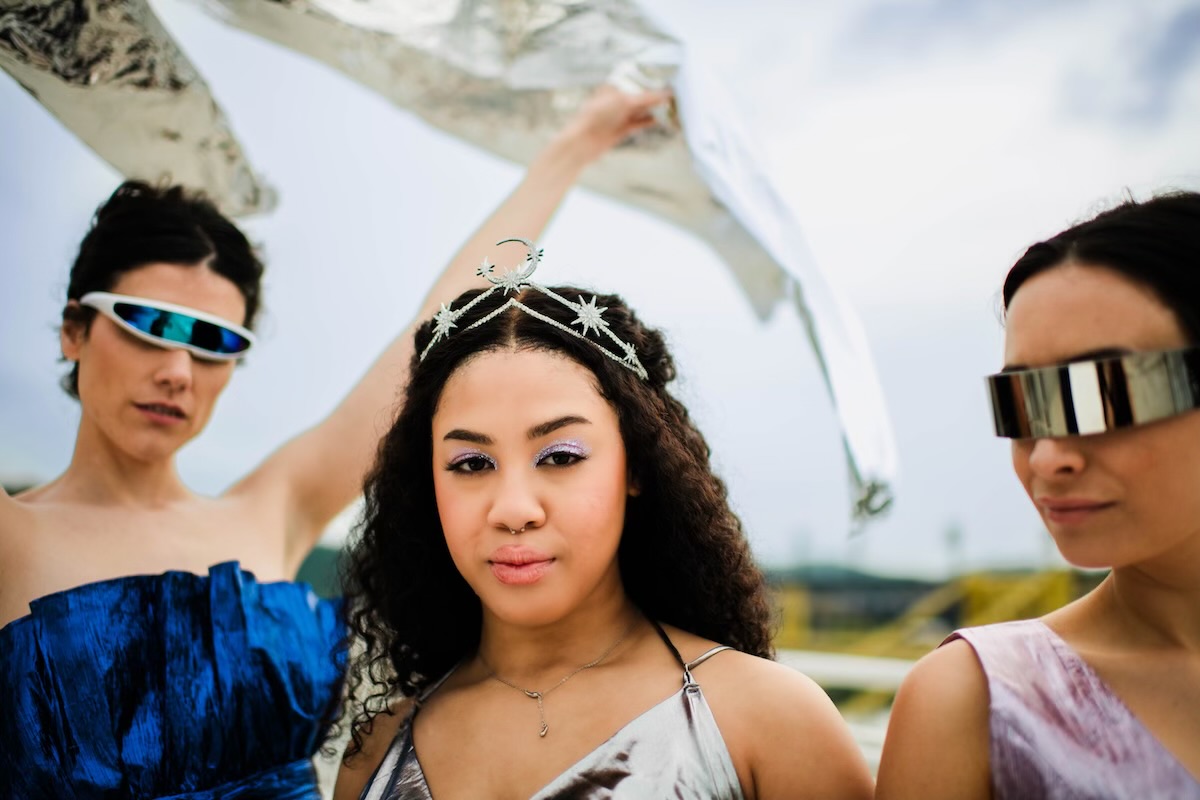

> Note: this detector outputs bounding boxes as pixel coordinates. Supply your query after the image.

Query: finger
[630,89,673,109]
[623,115,659,135]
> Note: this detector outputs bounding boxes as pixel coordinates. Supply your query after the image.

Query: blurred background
[3,0,1199,770]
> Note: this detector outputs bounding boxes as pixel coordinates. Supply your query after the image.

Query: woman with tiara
[0,86,666,798]
[333,241,874,800]
[876,193,1200,798]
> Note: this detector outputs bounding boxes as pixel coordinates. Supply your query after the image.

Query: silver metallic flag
[0,0,272,215]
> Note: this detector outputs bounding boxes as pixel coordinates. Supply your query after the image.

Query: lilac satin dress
[948,619,1199,799]
[362,625,743,800]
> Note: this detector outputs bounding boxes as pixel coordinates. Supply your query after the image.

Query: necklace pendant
[525,690,541,699]
[538,721,549,738]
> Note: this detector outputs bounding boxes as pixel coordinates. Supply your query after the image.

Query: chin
[123,432,190,462]
[481,591,574,629]
[1047,535,1117,571]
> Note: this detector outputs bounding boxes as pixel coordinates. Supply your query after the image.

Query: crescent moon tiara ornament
[420,239,648,380]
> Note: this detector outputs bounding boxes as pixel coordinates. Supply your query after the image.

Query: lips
[1036,497,1115,524]
[135,402,187,422]
[488,545,555,586]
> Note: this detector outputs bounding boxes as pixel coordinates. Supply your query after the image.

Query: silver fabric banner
[0,0,272,215]
[1,0,897,518]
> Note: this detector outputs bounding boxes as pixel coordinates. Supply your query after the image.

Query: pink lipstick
[488,545,555,586]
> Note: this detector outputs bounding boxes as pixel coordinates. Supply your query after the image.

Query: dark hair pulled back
[1003,191,1200,340]
[60,180,265,397]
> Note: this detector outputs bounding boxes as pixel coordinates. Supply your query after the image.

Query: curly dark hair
[60,180,265,398]
[340,280,774,759]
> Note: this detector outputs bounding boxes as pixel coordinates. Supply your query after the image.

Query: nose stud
[507,525,528,536]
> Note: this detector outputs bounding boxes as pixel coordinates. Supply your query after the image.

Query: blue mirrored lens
[114,303,250,355]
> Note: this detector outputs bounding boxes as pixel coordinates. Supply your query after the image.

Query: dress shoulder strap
[414,659,463,708]
[650,621,733,686]
[651,620,687,668]
[686,645,733,672]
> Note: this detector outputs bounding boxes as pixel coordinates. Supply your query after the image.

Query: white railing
[778,649,915,771]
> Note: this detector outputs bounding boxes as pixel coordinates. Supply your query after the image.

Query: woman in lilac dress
[876,193,1200,799]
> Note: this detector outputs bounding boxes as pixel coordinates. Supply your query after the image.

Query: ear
[627,472,641,498]
[60,301,87,361]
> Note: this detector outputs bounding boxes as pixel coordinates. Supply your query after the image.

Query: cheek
[1011,441,1034,493]
[1121,424,1199,512]
[78,342,133,410]
[200,365,235,399]
[188,366,235,426]
[561,465,629,545]
[432,472,479,553]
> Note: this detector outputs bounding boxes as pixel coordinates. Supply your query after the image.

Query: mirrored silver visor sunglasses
[79,292,255,361]
[986,346,1200,439]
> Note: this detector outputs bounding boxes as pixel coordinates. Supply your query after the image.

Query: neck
[50,419,191,507]
[476,580,643,685]
[1101,543,1200,651]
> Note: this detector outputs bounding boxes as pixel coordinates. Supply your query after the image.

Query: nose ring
[507,525,527,536]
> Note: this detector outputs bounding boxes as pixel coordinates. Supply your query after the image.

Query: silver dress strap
[684,645,733,685]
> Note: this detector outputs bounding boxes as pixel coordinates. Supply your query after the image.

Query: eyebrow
[1002,347,1133,373]
[442,415,592,445]
[529,415,591,439]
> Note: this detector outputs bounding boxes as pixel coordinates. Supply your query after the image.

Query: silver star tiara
[418,238,648,380]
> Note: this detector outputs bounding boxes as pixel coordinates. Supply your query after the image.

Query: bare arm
[235,86,670,572]
[875,640,992,799]
[750,666,874,799]
[712,654,873,800]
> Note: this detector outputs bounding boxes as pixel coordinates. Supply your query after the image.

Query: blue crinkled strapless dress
[0,561,346,799]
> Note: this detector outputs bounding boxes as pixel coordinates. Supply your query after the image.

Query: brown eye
[448,454,495,473]
[539,451,582,467]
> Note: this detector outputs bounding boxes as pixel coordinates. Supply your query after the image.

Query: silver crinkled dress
[361,624,744,800]
[948,619,1200,800]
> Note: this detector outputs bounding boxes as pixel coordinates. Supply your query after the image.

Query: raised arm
[239,86,670,572]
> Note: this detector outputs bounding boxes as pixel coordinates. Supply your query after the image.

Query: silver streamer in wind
[1,0,897,518]
[0,0,272,215]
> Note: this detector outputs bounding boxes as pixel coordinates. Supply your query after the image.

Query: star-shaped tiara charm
[431,303,460,341]
[571,296,609,337]
[418,238,647,380]
[496,268,528,294]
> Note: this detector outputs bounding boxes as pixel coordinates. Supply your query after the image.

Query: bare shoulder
[663,627,847,726]
[333,697,414,800]
[0,481,36,527]
[875,639,991,800]
[0,488,38,610]
[0,485,17,538]
[664,629,872,800]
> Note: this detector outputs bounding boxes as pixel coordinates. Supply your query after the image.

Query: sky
[2,0,1198,578]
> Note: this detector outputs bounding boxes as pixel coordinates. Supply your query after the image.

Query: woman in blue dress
[0,86,666,799]
[333,242,874,799]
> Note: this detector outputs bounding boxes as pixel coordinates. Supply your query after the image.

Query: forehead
[433,349,614,433]
[1003,263,1188,368]
[110,262,247,324]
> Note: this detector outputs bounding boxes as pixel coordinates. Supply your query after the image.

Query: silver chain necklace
[479,618,639,738]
